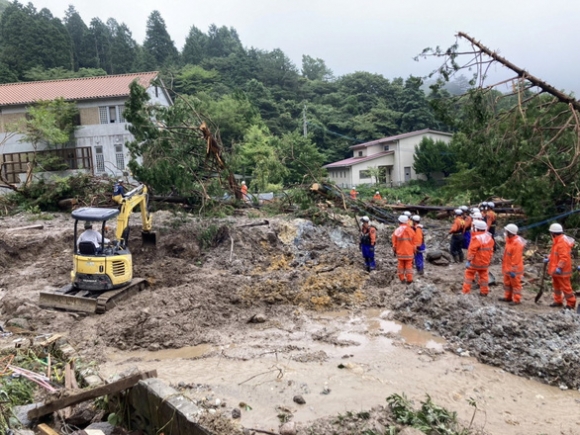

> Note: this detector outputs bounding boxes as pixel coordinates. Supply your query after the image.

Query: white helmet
[460,205,469,212]
[471,207,481,214]
[480,201,488,208]
[403,211,412,217]
[474,220,487,231]
[375,191,380,195]
[361,216,370,223]
[398,215,409,224]
[488,201,495,208]
[549,223,563,233]
[241,181,246,185]
[412,215,421,222]
[504,224,518,235]
[454,209,463,215]
[472,212,483,220]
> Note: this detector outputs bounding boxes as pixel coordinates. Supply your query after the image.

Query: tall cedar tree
[143,11,178,68]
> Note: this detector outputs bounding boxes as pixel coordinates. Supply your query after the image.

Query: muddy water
[101,310,580,435]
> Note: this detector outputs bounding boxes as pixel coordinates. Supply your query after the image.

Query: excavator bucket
[142,231,157,246]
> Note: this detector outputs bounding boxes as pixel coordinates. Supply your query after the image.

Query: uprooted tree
[418,32,580,222]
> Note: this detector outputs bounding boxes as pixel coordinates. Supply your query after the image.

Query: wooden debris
[37,334,63,347]
[5,224,44,231]
[37,423,61,435]
[27,369,158,419]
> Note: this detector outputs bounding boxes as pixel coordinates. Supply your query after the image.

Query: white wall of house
[392,132,451,184]
[326,168,352,188]
[351,153,395,186]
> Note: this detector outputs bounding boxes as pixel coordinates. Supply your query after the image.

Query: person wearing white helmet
[448,209,465,263]
[545,223,576,309]
[240,180,248,199]
[472,212,483,221]
[392,215,415,284]
[461,206,472,250]
[350,186,358,200]
[499,224,526,305]
[359,216,377,272]
[463,219,494,296]
[372,191,382,202]
[403,211,412,217]
[485,201,497,251]
[410,215,425,275]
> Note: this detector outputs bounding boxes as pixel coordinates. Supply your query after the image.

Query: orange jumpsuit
[373,193,382,201]
[502,235,526,303]
[392,223,415,283]
[463,230,494,295]
[350,189,358,200]
[241,184,248,196]
[548,234,577,308]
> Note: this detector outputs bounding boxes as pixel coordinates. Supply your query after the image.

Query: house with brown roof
[0,72,171,184]
[323,129,452,187]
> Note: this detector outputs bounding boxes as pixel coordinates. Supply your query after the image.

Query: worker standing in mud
[463,219,494,296]
[449,209,465,263]
[461,206,472,250]
[486,202,497,251]
[359,216,377,272]
[411,215,425,275]
[545,223,577,309]
[499,224,525,305]
[392,215,415,284]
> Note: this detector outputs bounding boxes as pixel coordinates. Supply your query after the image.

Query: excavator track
[39,278,149,314]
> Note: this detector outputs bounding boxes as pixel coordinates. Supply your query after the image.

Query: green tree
[276,131,326,184]
[86,18,112,73]
[143,11,178,68]
[301,55,333,81]
[206,24,242,58]
[182,25,208,65]
[64,5,88,70]
[412,137,456,180]
[108,19,137,74]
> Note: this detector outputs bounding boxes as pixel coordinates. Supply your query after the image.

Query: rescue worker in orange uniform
[240,181,248,197]
[411,215,425,275]
[545,223,577,309]
[449,209,465,263]
[350,186,358,200]
[360,216,377,272]
[392,215,415,284]
[499,224,525,305]
[486,201,498,251]
[463,219,494,296]
[461,206,472,250]
[373,191,382,201]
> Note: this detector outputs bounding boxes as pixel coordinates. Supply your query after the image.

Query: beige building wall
[0,113,26,133]
[79,107,100,126]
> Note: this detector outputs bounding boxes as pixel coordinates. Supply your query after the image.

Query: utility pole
[302,104,307,138]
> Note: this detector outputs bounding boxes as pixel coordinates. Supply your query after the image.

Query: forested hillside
[0,1,455,166]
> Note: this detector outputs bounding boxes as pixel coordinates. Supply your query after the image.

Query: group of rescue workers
[359,201,578,310]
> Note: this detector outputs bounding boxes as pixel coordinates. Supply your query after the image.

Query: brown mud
[1,211,580,434]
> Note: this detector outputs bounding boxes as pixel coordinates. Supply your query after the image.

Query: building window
[115,144,125,170]
[95,146,105,172]
[360,170,371,179]
[99,106,126,124]
[384,145,389,151]
[358,151,363,157]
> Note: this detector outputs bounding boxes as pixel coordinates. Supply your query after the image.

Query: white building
[323,129,452,187]
[0,72,171,185]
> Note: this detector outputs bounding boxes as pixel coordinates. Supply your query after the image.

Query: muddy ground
[1,209,580,435]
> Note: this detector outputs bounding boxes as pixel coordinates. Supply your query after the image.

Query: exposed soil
[1,210,580,435]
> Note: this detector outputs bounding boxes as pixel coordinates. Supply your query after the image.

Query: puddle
[107,344,213,362]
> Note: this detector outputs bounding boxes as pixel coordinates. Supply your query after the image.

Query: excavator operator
[77,221,110,251]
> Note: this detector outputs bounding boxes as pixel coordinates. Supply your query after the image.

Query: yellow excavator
[39,184,156,314]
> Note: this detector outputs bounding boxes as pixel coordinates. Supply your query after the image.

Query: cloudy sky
[31,0,580,95]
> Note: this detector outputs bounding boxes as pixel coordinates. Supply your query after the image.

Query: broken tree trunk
[27,370,157,420]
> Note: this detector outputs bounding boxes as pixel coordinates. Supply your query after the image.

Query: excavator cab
[71,207,132,291]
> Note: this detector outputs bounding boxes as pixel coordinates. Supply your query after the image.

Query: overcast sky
[30,0,580,95]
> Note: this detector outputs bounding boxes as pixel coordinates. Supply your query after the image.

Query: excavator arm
[114,184,156,247]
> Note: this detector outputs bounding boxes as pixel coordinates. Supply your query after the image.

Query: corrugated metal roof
[323,151,394,168]
[349,129,452,150]
[0,72,159,106]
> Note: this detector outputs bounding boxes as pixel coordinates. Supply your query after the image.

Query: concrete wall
[392,133,451,184]
[127,378,212,435]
